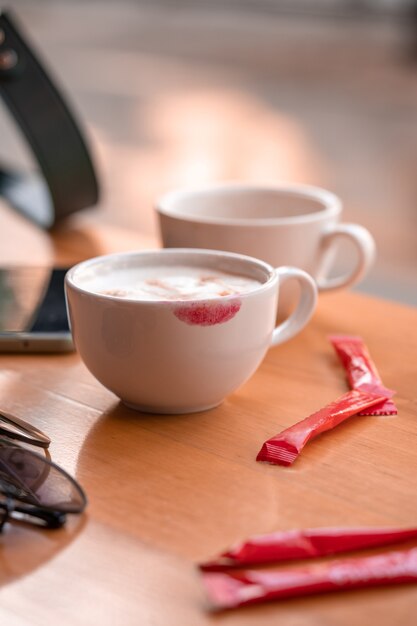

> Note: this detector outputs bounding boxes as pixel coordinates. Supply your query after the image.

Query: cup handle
[271,267,318,347]
[316,223,376,291]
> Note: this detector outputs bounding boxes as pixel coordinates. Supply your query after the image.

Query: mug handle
[316,223,376,291]
[271,267,318,347]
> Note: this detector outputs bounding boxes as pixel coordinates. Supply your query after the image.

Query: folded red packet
[201,547,417,610]
[200,526,417,571]
[256,389,385,466]
[329,335,397,416]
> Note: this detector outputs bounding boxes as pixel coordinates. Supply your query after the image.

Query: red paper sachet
[200,526,417,572]
[256,389,385,466]
[201,547,417,611]
[329,334,397,416]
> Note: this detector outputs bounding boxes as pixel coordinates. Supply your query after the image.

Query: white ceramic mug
[65,249,317,414]
[156,183,376,314]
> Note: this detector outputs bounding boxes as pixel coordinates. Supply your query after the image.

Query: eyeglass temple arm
[0,411,50,448]
[0,498,66,530]
[14,503,66,528]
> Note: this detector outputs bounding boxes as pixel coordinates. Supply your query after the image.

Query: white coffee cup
[156,183,375,314]
[65,249,317,414]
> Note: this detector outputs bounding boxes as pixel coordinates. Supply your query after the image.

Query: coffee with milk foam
[98,265,262,301]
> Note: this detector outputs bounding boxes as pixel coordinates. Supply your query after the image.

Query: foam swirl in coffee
[99,266,261,301]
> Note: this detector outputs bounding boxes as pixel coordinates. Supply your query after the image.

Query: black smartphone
[0,266,74,352]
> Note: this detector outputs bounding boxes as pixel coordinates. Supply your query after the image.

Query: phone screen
[0,267,71,345]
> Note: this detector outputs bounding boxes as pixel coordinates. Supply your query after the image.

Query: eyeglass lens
[0,445,87,513]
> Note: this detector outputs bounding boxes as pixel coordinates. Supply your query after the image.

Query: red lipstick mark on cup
[173,299,241,326]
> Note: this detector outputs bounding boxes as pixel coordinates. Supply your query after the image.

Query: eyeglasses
[0,410,87,531]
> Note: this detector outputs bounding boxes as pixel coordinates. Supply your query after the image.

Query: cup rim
[65,248,279,304]
[156,182,342,226]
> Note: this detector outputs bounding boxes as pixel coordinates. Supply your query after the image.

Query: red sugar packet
[329,335,397,416]
[201,547,417,610]
[256,389,385,466]
[200,526,417,571]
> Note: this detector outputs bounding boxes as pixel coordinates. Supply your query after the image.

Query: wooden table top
[0,209,416,625]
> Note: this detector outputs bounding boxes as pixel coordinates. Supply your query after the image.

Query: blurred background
[1,0,416,305]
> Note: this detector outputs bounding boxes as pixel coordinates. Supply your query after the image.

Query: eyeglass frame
[0,410,87,530]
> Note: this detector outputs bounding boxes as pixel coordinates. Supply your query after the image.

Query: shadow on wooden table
[76,400,263,559]
[0,513,87,587]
